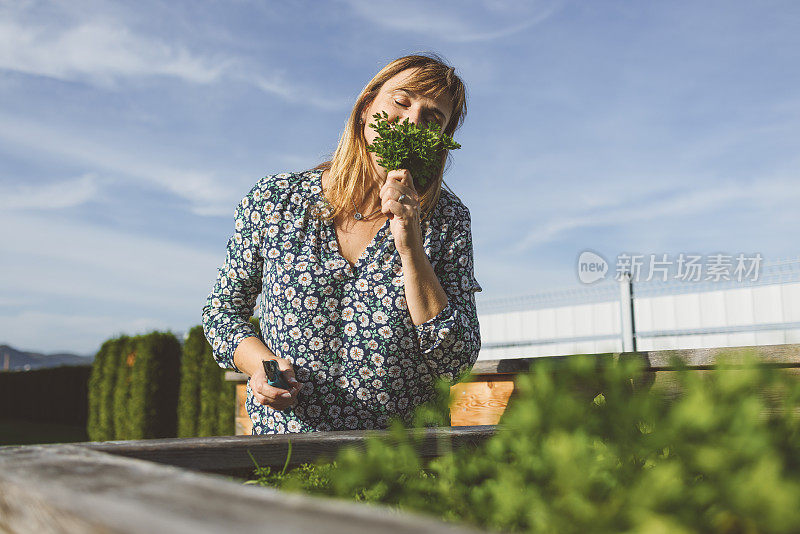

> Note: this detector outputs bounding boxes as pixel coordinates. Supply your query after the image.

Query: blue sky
[1,0,798,355]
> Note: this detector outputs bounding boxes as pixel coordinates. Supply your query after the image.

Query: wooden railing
[2,344,799,533]
[227,343,800,431]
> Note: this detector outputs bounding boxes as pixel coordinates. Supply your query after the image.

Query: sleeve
[201,181,270,373]
[414,204,483,385]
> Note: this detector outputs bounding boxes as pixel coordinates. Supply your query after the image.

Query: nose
[397,105,424,126]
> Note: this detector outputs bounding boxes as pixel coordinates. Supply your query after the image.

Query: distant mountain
[0,344,94,372]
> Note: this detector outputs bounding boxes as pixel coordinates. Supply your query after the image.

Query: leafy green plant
[247,351,800,533]
[366,111,461,188]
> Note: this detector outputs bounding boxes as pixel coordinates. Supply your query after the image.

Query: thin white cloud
[0,173,99,210]
[0,6,343,110]
[0,17,227,87]
[341,0,562,42]
[0,211,222,312]
[0,113,237,216]
[510,177,800,254]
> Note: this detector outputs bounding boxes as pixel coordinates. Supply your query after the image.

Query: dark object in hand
[262,359,290,390]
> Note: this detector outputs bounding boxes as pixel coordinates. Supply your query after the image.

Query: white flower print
[378,326,392,339]
[359,367,373,380]
[203,171,481,436]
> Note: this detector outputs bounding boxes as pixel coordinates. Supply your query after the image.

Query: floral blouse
[202,169,482,434]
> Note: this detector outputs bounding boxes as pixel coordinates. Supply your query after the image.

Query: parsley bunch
[366,111,461,188]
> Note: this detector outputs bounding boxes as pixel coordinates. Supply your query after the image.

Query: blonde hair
[311,52,467,222]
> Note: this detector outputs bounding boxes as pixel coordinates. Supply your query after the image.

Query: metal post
[619,272,637,352]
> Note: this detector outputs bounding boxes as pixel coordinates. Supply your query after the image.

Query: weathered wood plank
[469,344,800,374]
[0,444,482,534]
[636,344,800,370]
[75,426,498,478]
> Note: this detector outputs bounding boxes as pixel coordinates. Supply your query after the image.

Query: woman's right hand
[250,357,302,411]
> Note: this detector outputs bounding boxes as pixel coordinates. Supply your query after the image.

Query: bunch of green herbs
[366,111,461,188]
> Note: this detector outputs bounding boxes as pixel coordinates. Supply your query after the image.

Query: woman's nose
[396,106,423,125]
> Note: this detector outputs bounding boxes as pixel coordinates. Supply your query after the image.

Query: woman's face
[360,68,454,180]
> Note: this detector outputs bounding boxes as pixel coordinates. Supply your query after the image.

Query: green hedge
[177,326,235,437]
[87,332,181,441]
[252,350,800,533]
[88,319,262,441]
[177,317,260,437]
[0,365,90,425]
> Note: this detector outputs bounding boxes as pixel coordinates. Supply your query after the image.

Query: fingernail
[288,377,297,383]
[281,392,291,398]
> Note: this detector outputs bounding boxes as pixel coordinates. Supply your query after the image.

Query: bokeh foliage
[252,350,800,533]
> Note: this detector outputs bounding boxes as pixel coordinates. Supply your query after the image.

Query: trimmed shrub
[88,332,181,441]
[88,336,130,441]
[127,332,181,439]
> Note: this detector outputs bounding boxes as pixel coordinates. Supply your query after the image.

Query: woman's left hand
[381,169,423,258]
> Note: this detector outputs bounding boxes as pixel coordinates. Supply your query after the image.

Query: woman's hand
[250,357,302,411]
[381,169,424,258]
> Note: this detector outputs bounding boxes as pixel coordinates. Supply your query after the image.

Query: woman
[202,53,482,434]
